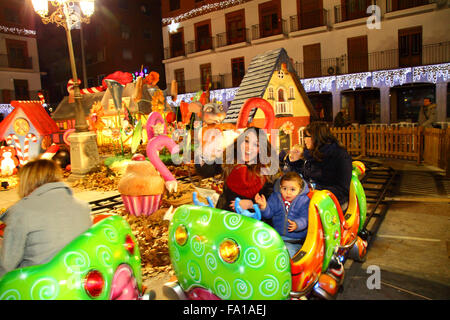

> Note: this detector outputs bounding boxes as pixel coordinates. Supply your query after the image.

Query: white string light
[372,68,411,87]
[336,72,371,90]
[0,25,36,36]
[162,0,252,25]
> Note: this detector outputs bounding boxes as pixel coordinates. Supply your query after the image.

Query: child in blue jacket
[255,171,310,258]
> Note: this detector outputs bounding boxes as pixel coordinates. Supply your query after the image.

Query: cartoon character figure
[0,146,19,176]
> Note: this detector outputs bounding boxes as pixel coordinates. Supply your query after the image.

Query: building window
[121,24,131,39]
[97,49,105,62]
[226,9,246,45]
[143,28,152,39]
[278,88,285,102]
[259,0,281,38]
[231,57,245,88]
[4,7,20,24]
[170,0,180,11]
[140,4,150,15]
[399,26,422,67]
[145,53,154,63]
[200,63,212,91]
[122,49,132,60]
[195,21,212,52]
[268,87,274,100]
[6,39,29,69]
[278,69,285,79]
[174,69,185,94]
[170,29,185,58]
[14,79,29,100]
[118,0,128,9]
[289,87,295,99]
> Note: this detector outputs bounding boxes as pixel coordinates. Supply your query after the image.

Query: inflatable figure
[0,146,19,176]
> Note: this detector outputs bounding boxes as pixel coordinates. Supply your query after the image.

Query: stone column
[435,82,448,122]
[379,85,390,124]
[68,131,100,181]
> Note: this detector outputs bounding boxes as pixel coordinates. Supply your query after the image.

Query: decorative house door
[279,130,291,152]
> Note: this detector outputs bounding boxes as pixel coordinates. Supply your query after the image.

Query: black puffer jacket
[301,142,352,206]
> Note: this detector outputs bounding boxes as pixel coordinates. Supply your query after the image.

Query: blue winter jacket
[261,183,310,240]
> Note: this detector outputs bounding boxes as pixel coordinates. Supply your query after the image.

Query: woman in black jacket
[301,122,353,210]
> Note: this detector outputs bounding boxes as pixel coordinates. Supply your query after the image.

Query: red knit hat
[226,165,266,199]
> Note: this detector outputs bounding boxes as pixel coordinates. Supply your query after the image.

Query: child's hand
[254,193,267,210]
[230,199,254,211]
[288,219,297,232]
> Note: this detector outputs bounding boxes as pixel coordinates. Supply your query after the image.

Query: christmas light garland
[162,0,252,25]
[0,25,36,36]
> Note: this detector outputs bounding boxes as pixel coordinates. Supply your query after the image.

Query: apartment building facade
[161,0,450,125]
[0,0,42,110]
[37,0,166,106]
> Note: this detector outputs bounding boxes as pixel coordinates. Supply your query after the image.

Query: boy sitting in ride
[255,171,310,258]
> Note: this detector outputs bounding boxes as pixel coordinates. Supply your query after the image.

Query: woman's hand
[230,199,254,211]
[254,193,267,210]
[288,219,297,232]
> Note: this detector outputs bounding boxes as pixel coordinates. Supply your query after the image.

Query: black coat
[301,142,352,206]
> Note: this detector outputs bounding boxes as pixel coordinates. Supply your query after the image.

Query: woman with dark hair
[301,121,353,210]
[196,127,278,212]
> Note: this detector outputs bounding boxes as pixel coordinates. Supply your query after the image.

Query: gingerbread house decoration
[0,100,59,165]
[224,48,317,151]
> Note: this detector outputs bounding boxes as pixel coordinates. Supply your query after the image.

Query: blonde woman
[0,159,91,278]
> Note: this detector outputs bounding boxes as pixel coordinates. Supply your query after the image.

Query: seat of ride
[166,161,368,300]
[0,215,143,300]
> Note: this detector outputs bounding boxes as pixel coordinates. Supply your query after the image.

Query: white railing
[276,101,293,115]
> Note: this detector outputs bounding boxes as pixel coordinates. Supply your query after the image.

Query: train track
[358,160,397,248]
[90,160,396,242]
[88,175,200,213]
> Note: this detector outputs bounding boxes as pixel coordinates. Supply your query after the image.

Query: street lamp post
[32,0,99,179]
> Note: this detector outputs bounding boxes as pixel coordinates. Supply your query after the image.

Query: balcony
[386,0,436,13]
[294,41,450,78]
[275,101,293,116]
[216,28,250,49]
[251,19,288,41]
[289,9,329,32]
[334,1,377,24]
[186,36,215,55]
[163,46,185,60]
[171,73,234,94]
[0,54,33,69]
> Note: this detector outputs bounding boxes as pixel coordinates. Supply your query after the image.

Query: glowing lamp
[219,239,240,264]
[175,225,188,246]
[31,0,48,17]
[80,0,95,17]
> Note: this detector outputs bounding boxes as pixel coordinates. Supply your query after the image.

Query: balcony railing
[0,54,33,69]
[216,28,250,48]
[334,1,377,24]
[294,41,450,78]
[386,0,435,13]
[171,73,234,94]
[251,19,288,40]
[276,101,293,116]
[186,36,215,55]
[289,9,329,32]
